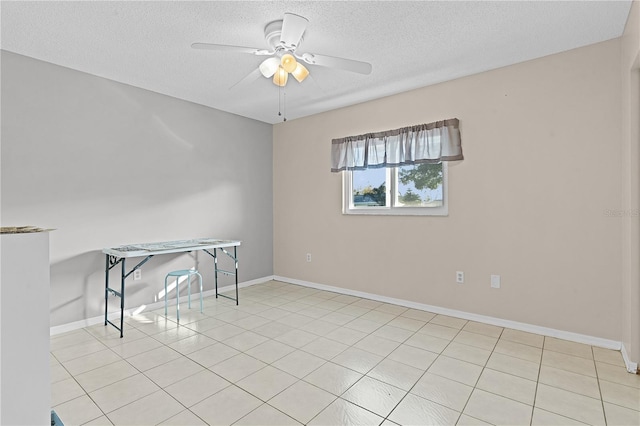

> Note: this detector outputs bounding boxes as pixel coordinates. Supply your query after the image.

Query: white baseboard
[273,275,623,351]
[621,342,639,373]
[50,275,273,336]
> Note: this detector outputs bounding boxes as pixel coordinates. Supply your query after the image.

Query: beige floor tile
[354,335,400,357]
[308,398,383,426]
[214,309,253,323]
[191,385,262,425]
[51,362,72,383]
[442,342,491,366]
[352,299,383,309]
[603,402,640,426]
[464,389,532,425]
[304,362,362,395]
[144,356,204,388]
[62,349,122,376]
[389,393,460,425]
[82,415,114,425]
[275,328,319,348]
[202,323,245,340]
[126,345,182,371]
[359,309,396,324]
[495,339,543,363]
[276,312,315,327]
[151,326,199,345]
[51,329,97,351]
[272,349,326,378]
[500,329,544,348]
[52,377,86,406]
[299,306,335,319]
[301,336,348,360]
[342,376,406,417]
[486,352,540,381]
[542,350,596,377]
[159,409,207,425]
[233,314,272,330]
[429,314,468,329]
[544,337,593,360]
[599,380,640,410]
[186,342,240,367]
[411,372,473,411]
[331,294,361,304]
[325,326,367,346]
[335,304,371,317]
[531,408,587,425]
[418,323,460,340]
[74,360,139,393]
[456,414,492,425]
[53,339,109,363]
[257,307,293,321]
[88,326,147,348]
[253,321,297,338]
[404,332,450,353]
[165,369,230,407]
[167,333,216,354]
[269,380,337,424]
[236,366,298,401]
[344,317,383,334]
[476,368,536,405]
[592,346,625,367]
[388,344,438,370]
[245,339,296,363]
[109,336,164,359]
[320,311,355,325]
[428,355,483,387]
[89,373,159,413]
[106,390,184,425]
[371,324,415,343]
[130,317,179,336]
[401,308,436,322]
[367,358,424,391]
[376,303,409,315]
[182,317,226,333]
[538,364,600,399]
[210,353,267,383]
[235,403,301,425]
[223,330,269,351]
[299,320,340,336]
[534,383,605,425]
[596,362,640,388]
[453,331,498,351]
[462,321,504,338]
[331,347,383,374]
[53,394,103,425]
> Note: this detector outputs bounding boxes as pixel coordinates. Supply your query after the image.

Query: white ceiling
[1,1,632,124]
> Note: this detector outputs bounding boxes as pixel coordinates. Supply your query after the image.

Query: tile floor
[51,280,640,425]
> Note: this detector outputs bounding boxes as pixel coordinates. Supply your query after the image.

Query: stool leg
[188,274,192,309]
[164,276,168,317]
[197,272,203,313]
[176,276,180,322]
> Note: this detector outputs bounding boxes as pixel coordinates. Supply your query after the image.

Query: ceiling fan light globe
[280,53,298,73]
[273,66,288,87]
[292,63,309,83]
[259,57,280,78]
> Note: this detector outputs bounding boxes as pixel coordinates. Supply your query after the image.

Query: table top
[102,238,241,258]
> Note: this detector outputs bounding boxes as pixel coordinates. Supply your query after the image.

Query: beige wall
[274,39,623,342]
[621,0,640,367]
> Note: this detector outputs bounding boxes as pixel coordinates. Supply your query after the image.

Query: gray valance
[331,118,463,172]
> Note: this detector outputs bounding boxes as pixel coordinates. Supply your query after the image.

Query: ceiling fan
[191,13,373,88]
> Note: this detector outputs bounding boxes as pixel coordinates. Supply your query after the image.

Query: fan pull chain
[277,84,287,122]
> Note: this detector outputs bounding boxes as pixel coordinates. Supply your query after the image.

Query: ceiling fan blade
[228,68,263,91]
[191,43,272,56]
[280,13,308,49]
[298,52,372,75]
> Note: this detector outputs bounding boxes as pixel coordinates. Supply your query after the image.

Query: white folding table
[102,238,241,337]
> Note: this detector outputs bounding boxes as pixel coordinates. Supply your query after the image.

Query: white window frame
[342,163,448,216]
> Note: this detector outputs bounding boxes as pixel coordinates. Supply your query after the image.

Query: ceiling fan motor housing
[264,20,302,53]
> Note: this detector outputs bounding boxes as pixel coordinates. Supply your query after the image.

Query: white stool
[164,269,203,321]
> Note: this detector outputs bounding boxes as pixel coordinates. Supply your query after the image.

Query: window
[343,162,448,216]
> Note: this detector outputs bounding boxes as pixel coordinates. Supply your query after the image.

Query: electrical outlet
[456,271,464,283]
[133,269,142,281]
[491,274,501,289]
[306,253,312,262]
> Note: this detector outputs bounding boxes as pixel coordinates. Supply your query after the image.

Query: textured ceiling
[1,1,633,124]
